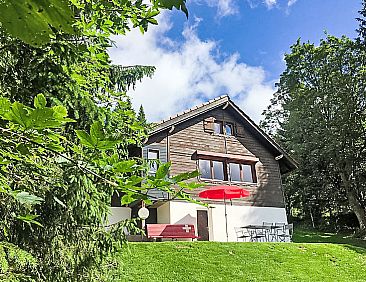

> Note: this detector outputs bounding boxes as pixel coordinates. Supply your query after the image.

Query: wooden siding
[167,108,285,208]
[145,108,285,208]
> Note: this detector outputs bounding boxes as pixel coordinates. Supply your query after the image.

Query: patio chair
[277,223,294,242]
[234,227,251,242]
[273,222,286,242]
[263,222,276,242]
[249,227,267,242]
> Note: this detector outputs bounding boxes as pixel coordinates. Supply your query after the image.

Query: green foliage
[137,105,147,126]
[76,121,120,150]
[0,0,197,281]
[0,0,74,46]
[262,35,366,230]
[1,94,74,130]
[0,242,37,282]
[357,0,366,43]
[0,0,188,46]
[110,65,156,92]
[0,94,200,281]
[154,0,188,17]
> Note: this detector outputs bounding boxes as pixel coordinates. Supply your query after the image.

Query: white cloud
[246,0,297,10]
[287,0,297,7]
[205,0,238,17]
[108,15,275,123]
[264,0,277,9]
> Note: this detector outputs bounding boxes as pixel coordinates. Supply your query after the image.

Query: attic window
[203,117,236,136]
[225,123,234,136]
[213,121,223,134]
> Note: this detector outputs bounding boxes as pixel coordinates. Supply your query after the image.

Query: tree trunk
[340,172,366,231]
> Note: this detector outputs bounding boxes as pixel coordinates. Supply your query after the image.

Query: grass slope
[115,241,366,281]
[293,229,366,249]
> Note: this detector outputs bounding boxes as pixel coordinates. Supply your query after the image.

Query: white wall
[108,207,131,225]
[210,205,288,242]
[160,201,288,242]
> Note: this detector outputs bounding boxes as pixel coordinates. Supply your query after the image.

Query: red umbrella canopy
[199,185,250,200]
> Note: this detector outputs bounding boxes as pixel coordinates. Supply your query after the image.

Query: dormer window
[204,117,235,136]
[213,121,223,134]
[225,123,234,136]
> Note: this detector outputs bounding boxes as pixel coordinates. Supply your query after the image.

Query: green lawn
[113,231,366,282]
[293,228,366,249]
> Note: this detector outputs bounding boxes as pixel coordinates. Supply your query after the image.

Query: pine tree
[357,0,366,43]
[137,105,147,127]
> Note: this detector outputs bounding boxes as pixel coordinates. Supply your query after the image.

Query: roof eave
[150,96,229,135]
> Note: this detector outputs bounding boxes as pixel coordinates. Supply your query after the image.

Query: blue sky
[109,0,362,123]
[167,0,360,79]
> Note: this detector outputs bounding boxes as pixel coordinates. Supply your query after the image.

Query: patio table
[241,225,283,242]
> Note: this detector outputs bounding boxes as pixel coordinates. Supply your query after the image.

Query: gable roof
[150,95,297,174]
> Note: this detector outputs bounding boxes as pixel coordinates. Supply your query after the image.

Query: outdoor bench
[146,224,200,241]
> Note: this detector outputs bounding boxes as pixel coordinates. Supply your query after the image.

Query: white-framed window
[229,162,256,183]
[148,149,159,173]
[198,159,226,181]
[225,122,234,136]
[198,158,257,183]
[213,120,235,136]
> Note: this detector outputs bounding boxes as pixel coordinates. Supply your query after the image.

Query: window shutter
[233,123,238,136]
[236,125,245,137]
[142,147,148,160]
[159,145,167,163]
[203,117,215,133]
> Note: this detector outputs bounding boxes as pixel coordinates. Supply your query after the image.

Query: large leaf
[113,160,137,173]
[155,162,171,179]
[0,0,75,46]
[96,140,120,150]
[121,193,135,205]
[0,98,11,117]
[90,121,105,143]
[4,102,32,128]
[16,214,43,227]
[76,121,121,150]
[12,191,44,205]
[34,94,46,109]
[75,130,96,148]
[30,108,66,128]
[171,170,200,183]
[3,97,74,129]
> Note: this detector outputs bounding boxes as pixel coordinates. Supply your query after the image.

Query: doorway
[197,210,209,241]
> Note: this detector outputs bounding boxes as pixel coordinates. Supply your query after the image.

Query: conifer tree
[357,0,366,42]
[137,105,147,127]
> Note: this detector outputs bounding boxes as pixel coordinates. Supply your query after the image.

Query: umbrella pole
[224,195,228,242]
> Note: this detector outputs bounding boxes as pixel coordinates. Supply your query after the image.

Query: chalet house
[109,95,297,242]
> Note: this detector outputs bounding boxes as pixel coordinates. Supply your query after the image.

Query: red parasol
[199,185,250,241]
[199,185,250,200]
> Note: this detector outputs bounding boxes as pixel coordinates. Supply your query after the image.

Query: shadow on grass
[343,244,366,255]
[293,229,366,250]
